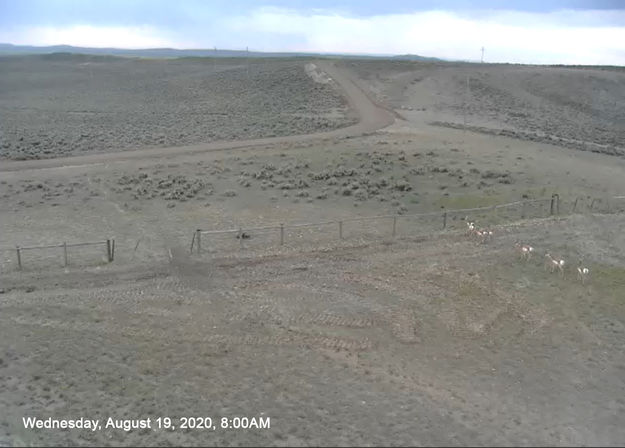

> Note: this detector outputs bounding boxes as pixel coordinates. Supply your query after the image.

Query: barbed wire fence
[190,194,625,255]
[190,196,559,255]
[0,238,115,272]
[2,194,624,271]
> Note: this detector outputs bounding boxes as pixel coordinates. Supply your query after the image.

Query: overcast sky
[1,0,623,64]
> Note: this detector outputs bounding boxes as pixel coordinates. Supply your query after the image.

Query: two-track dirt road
[0,61,395,173]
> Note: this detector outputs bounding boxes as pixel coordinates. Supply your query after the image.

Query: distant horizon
[1,1,624,65]
[0,42,435,58]
[3,42,625,67]
[0,42,396,55]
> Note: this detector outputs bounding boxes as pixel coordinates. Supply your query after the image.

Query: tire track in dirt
[0,61,395,173]
[292,313,379,328]
[4,314,373,351]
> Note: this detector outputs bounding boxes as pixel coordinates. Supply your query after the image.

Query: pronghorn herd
[465,219,590,285]
[464,219,493,244]
[543,253,591,285]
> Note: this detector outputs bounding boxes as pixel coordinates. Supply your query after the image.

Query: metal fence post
[196,229,202,254]
[571,197,579,214]
[521,200,527,219]
[16,245,22,270]
[442,211,447,229]
[392,216,397,238]
[280,223,284,246]
[111,239,115,261]
[63,242,68,267]
[239,227,243,248]
[339,221,343,240]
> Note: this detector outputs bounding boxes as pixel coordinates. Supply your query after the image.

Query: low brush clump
[116,173,210,201]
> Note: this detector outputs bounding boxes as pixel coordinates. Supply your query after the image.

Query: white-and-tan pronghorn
[464,216,492,244]
[577,262,590,285]
[515,242,534,261]
[466,220,476,236]
[475,228,493,244]
[545,253,565,276]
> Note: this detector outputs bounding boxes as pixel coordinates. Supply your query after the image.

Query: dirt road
[0,61,395,172]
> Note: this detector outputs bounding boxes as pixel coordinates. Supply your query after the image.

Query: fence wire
[0,239,113,272]
[191,197,564,255]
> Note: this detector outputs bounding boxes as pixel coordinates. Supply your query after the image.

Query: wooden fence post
[16,246,22,270]
[280,223,284,246]
[196,229,202,254]
[392,216,397,238]
[554,194,560,215]
[339,221,343,240]
[521,200,527,219]
[239,227,243,248]
[63,242,68,267]
[106,239,112,262]
[442,211,447,229]
[572,197,579,214]
[549,194,560,216]
[111,239,115,261]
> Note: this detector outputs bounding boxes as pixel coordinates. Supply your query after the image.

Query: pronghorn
[464,217,476,235]
[475,228,493,244]
[577,261,590,285]
[515,242,534,261]
[545,253,565,276]
[466,220,476,237]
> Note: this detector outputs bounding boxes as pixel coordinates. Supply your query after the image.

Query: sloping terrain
[344,60,625,155]
[0,56,355,160]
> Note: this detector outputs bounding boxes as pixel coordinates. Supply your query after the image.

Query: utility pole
[481,47,485,63]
